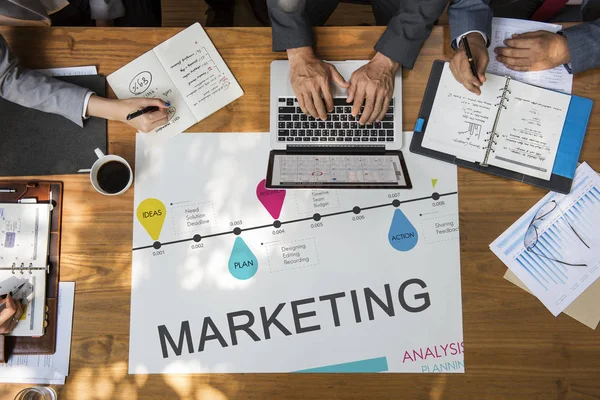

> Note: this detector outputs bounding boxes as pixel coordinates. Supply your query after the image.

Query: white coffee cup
[89,148,133,196]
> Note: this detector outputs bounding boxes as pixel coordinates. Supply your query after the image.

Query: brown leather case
[0,182,62,359]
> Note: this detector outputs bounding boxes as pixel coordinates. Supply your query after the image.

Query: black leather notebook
[0,75,107,177]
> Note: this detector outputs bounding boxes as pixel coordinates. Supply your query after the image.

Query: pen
[0,188,16,193]
[461,36,479,79]
[126,106,160,121]
[0,283,26,300]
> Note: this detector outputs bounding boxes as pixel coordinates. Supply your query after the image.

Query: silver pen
[0,188,16,193]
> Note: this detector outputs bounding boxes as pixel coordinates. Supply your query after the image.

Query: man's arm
[0,35,90,126]
[267,0,314,51]
[447,0,492,48]
[89,0,125,20]
[374,0,448,70]
[562,20,600,74]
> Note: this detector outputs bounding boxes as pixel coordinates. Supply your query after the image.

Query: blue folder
[410,60,593,194]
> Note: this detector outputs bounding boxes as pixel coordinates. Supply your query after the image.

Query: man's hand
[347,52,399,125]
[494,30,570,72]
[0,294,23,334]
[449,32,489,95]
[288,47,349,120]
[87,96,170,133]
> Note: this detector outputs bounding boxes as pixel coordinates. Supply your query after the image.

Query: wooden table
[1,26,599,400]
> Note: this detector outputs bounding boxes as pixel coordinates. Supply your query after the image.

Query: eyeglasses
[524,200,590,267]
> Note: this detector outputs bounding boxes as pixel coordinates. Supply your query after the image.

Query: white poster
[130,132,464,374]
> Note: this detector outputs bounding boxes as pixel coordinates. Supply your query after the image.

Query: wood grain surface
[0,26,599,400]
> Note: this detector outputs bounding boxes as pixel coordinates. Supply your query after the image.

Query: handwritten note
[422,63,506,162]
[108,23,243,145]
[492,79,570,179]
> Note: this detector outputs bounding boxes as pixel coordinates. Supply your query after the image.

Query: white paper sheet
[487,17,573,93]
[0,282,75,384]
[491,163,600,316]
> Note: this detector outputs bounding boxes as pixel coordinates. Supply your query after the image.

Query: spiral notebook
[410,61,592,194]
[0,204,51,337]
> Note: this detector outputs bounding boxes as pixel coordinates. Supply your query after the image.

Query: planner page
[107,50,197,144]
[422,63,506,163]
[0,204,51,266]
[490,79,570,180]
[1,270,47,336]
[153,23,243,121]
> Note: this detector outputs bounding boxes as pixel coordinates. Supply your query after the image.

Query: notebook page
[0,204,51,267]
[422,63,505,163]
[488,17,573,94]
[153,23,244,122]
[490,79,570,180]
[1,270,47,336]
[107,50,196,145]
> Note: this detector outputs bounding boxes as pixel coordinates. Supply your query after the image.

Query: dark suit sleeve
[562,19,600,74]
[374,0,449,69]
[268,0,315,51]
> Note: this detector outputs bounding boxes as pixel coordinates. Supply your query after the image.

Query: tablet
[266,150,412,189]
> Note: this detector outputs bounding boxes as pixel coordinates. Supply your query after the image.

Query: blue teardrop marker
[388,209,419,251]
[228,237,258,280]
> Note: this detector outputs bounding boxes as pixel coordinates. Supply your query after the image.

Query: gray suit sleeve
[374,0,449,69]
[562,20,600,74]
[448,0,493,47]
[268,0,314,51]
[0,35,91,127]
[90,0,126,20]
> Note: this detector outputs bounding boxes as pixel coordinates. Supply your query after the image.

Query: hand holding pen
[449,33,489,96]
[0,292,24,334]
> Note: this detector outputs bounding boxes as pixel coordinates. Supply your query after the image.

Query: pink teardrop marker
[256,179,286,219]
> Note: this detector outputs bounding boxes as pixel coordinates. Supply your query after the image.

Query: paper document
[488,17,573,93]
[0,282,75,384]
[491,163,600,316]
[36,66,98,77]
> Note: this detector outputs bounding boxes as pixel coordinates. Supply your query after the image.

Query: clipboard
[0,182,63,359]
[409,60,593,194]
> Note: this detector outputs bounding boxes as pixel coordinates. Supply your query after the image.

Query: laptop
[266,60,412,189]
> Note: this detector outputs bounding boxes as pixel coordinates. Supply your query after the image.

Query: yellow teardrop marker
[136,198,167,241]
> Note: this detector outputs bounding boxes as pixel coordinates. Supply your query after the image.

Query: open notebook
[0,204,50,336]
[108,23,243,144]
[410,61,592,193]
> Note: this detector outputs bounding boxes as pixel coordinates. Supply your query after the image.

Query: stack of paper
[490,163,600,329]
[0,282,75,384]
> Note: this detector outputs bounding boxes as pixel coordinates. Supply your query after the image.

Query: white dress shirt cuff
[82,91,94,119]
[454,31,488,49]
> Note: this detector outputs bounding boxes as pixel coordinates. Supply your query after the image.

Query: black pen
[126,106,160,121]
[0,283,26,300]
[461,36,479,79]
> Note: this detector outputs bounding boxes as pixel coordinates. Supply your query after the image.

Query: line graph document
[491,163,600,316]
[488,17,573,93]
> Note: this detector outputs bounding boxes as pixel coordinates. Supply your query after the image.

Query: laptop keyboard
[277,97,395,143]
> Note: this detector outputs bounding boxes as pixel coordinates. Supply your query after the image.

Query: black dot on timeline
[233,227,242,235]
[432,192,440,201]
[153,241,161,250]
[392,199,400,207]
[273,220,282,228]
[193,234,201,242]
[313,213,321,221]
[352,206,361,214]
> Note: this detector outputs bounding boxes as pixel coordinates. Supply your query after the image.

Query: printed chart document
[491,163,600,316]
[422,63,570,180]
[488,17,573,93]
[108,23,243,144]
[0,282,75,384]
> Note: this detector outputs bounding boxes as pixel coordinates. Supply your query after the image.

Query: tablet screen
[267,153,412,189]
